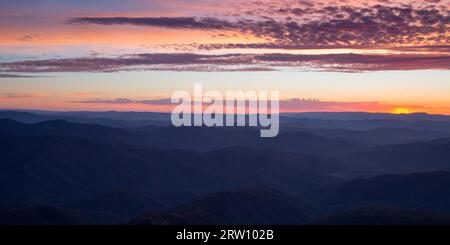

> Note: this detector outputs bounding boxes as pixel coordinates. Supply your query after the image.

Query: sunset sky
[0,0,449,114]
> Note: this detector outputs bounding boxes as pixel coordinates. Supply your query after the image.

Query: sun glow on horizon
[392,107,412,114]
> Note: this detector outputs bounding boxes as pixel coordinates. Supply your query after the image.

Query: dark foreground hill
[310,171,450,214]
[63,190,165,219]
[130,172,450,225]
[128,187,318,225]
[311,207,450,225]
[3,171,450,224]
[0,204,119,225]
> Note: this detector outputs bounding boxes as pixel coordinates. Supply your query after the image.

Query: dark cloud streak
[0,73,53,78]
[1,53,448,73]
[68,17,236,30]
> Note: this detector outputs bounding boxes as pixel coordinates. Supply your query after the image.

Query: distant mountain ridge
[3,110,450,131]
[282,112,450,122]
[345,140,450,176]
[0,118,135,143]
[0,118,374,156]
[296,127,450,145]
[3,110,450,122]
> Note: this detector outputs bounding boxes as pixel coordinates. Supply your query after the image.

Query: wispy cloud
[74,97,173,105]
[0,92,47,99]
[14,34,40,42]
[69,91,101,97]
[71,97,439,113]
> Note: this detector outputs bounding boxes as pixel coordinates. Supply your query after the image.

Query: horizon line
[1,108,450,116]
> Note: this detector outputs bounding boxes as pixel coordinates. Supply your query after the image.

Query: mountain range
[1,111,450,224]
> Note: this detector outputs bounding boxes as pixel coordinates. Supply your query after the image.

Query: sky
[0,0,449,114]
